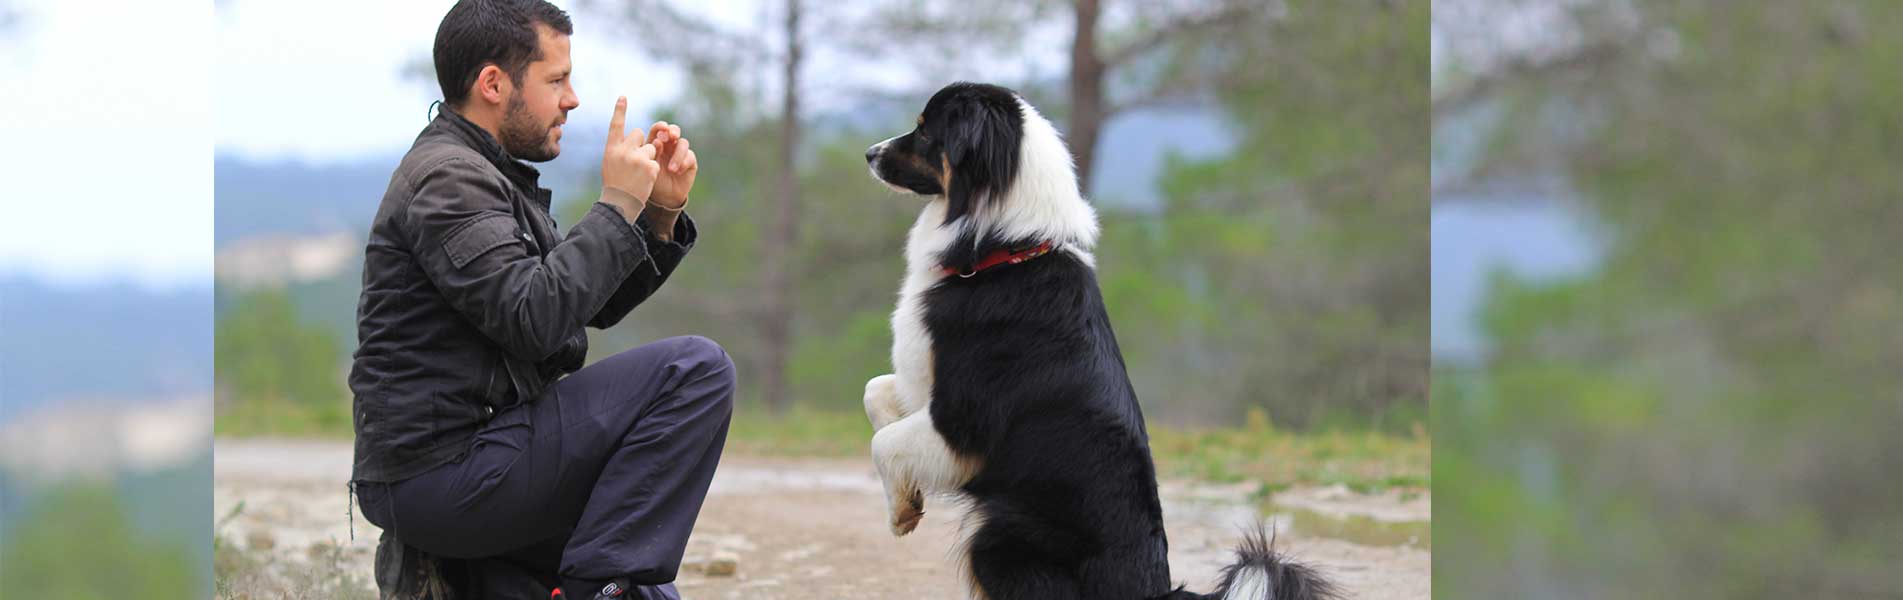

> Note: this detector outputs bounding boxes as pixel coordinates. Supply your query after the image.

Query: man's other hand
[646,120,697,213]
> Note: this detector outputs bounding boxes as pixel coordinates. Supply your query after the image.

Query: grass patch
[723,405,1429,494]
[214,533,375,600]
[215,399,354,439]
[216,400,1428,495]
[726,404,874,457]
[1148,409,1430,493]
[213,502,375,600]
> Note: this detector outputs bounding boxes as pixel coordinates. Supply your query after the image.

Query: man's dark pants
[357,335,736,598]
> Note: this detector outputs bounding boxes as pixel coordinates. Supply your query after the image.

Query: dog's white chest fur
[889,199,955,416]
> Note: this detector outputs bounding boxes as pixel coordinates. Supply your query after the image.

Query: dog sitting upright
[861,82,1338,600]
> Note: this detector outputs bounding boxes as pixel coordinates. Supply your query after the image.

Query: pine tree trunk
[758,0,803,416]
[1068,0,1106,197]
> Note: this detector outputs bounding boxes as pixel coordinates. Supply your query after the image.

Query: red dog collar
[942,241,1059,278]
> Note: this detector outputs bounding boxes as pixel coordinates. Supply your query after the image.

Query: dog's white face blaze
[866,135,916,195]
[868,93,1103,549]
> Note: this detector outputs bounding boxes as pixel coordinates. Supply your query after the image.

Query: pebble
[246,530,276,551]
[706,551,740,576]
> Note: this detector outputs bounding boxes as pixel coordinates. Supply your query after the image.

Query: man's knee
[668,335,733,375]
[662,335,736,397]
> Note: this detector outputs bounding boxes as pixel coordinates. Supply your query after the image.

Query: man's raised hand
[601,97,661,220]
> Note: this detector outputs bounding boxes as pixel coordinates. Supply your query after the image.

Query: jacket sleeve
[588,210,698,329]
[539,329,590,380]
[405,156,654,362]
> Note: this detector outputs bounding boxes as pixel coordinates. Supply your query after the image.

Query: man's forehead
[532,23,571,71]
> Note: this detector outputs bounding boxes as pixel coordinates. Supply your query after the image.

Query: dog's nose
[865,146,879,164]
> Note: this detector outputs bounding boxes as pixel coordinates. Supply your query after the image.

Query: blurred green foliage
[1437,1,1903,597]
[215,289,351,436]
[562,0,1429,432]
[0,484,200,599]
[1110,0,1429,429]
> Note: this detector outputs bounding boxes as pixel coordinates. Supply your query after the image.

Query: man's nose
[865,146,879,164]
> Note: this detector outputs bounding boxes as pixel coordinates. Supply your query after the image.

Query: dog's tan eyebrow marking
[917,115,924,126]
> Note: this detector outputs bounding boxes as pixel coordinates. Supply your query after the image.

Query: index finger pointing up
[607,96,628,146]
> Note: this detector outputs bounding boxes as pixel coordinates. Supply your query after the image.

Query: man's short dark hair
[434,0,573,108]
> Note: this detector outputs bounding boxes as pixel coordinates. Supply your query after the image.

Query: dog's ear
[942,98,1020,224]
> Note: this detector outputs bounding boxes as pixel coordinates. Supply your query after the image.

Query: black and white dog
[862,82,1338,600]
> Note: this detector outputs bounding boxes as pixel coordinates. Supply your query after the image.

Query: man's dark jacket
[350,106,693,483]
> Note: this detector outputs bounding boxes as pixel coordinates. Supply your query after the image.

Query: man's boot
[373,529,458,600]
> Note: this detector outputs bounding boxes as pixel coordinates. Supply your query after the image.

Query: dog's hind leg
[863,373,907,431]
[870,411,979,536]
[967,545,1084,600]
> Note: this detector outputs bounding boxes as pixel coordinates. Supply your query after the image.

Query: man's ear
[942,101,1020,224]
[474,64,509,106]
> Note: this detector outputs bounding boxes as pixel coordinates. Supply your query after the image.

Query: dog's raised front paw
[863,373,904,431]
[889,487,924,536]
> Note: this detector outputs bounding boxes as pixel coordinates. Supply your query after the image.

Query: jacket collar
[427,103,547,203]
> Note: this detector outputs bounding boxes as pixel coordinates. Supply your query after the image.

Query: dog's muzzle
[865,141,887,184]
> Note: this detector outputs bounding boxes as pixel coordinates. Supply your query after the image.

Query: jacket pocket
[441,214,521,270]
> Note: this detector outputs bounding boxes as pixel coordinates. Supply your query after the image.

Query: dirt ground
[214,438,1428,599]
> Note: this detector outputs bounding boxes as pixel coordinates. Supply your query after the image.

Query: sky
[213,0,725,162]
[0,0,1073,288]
[0,0,757,288]
[0,0,214,289]
[210,0,1071,163]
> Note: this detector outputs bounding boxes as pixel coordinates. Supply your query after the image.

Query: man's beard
[499,93,560,163]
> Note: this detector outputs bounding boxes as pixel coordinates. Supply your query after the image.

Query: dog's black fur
[867,82,1339,600]
[928,243,1177,599]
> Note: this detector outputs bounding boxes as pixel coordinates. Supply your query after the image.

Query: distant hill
[0,275,214,423]
[210,104,1228,249]
[213,155,402,247]
[213,149,612,248]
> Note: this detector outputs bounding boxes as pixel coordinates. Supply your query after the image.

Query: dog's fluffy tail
[1152,524,1340,600]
